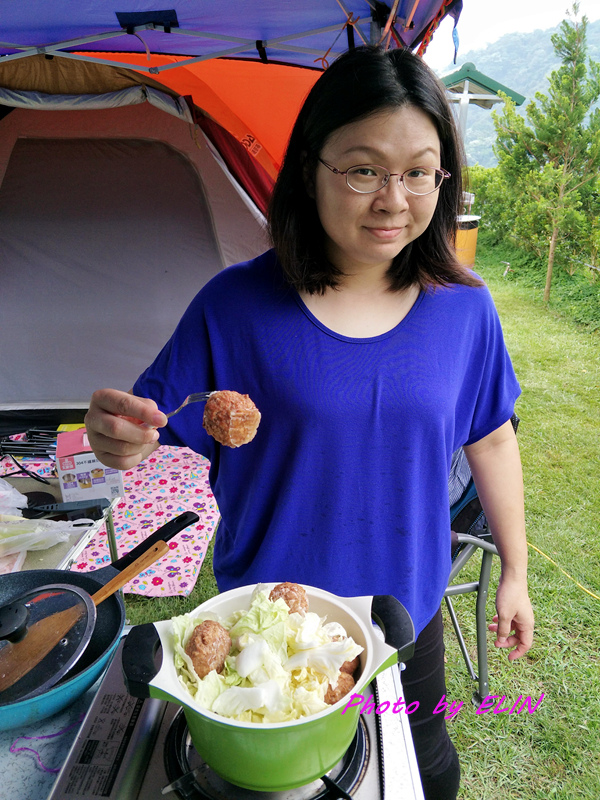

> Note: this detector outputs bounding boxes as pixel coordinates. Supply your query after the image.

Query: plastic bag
[0,516,93,558]
[0,550,27,575]
[0,477,28,516]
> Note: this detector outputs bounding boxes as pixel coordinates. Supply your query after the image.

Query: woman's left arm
[463,420,534,661]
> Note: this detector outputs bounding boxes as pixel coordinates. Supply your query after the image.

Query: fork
[165,392,215,419]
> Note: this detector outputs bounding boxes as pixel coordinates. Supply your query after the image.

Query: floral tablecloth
[0,456,55,480]
[1,437,219,595]
[68,446,219,596]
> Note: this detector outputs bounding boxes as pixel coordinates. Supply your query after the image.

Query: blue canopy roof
[0,1,459,71]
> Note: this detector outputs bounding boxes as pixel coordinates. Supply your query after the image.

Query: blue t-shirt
[133,249,520,636]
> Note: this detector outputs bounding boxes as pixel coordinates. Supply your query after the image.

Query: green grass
[124,239,600,798]
[443,241,600,799]
[124,534,218,625]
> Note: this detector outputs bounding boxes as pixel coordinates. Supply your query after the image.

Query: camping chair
[444,414,519,705]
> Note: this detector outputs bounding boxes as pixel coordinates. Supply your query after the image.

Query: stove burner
[163,709,370,799]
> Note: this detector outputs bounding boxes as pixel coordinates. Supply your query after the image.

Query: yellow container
[455,215,481,267]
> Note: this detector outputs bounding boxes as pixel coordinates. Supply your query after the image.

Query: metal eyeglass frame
[318,158,451,196]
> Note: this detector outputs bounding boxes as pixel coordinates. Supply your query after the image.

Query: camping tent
[0,1,462,176]
[0,1,459,423]
[0,57,271,415]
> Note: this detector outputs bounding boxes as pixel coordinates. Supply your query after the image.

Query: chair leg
[473,551,494,705]
[444,595,477,681]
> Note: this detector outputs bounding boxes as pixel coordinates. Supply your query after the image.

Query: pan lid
[0,584,96,704]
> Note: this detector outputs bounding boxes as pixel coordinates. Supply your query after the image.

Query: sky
[421,0,600,73]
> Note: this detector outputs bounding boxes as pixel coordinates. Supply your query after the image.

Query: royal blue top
[133,249,520,636]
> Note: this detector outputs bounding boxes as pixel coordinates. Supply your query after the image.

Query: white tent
[0,60,268,420]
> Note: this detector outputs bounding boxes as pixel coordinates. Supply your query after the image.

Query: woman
[85,46,533,800]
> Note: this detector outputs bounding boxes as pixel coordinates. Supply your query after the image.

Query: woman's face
[310,105,442,279]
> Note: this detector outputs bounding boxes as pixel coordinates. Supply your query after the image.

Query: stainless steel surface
[54,501,118,570]
[44,638,423,799]
[165,393,214,419]
[48,640,167,800]
[377,665,425,799]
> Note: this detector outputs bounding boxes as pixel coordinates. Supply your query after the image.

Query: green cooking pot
[123,583,414,792]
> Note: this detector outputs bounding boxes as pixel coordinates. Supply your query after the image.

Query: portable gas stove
[47,638,424,800]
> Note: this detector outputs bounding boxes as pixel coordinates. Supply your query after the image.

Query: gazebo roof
[441,62,525,108]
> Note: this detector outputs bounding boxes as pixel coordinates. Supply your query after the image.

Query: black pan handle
[371,595,415,664]
[122,623,162,699]
[111,511,200,572]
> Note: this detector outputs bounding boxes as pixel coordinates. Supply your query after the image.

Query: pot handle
[371,595,415,664]
[122,623,162,699]
[111,511,199,572]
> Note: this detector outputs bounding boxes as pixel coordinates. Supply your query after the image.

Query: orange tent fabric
[84,53,321,179]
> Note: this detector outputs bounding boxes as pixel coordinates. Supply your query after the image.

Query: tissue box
[56,429,124,502]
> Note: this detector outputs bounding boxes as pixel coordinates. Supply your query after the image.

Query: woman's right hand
[84,388,167,470]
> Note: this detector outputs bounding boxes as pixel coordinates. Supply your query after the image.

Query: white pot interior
[151,583,397,728]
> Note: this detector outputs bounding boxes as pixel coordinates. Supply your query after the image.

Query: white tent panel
[0,102,268,408]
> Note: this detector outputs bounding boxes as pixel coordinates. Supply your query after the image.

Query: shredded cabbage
[171,589,363,722]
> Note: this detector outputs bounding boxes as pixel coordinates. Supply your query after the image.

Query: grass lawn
[443,243,600,799]
[124,239,600,798]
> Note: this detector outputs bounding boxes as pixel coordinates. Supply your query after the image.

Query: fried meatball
[324,672,356,705]
[269,582,309,614]
[340,654,361,675]
[203,390,261,448]
[185,620,232,678]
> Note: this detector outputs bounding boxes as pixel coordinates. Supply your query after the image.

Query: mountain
[433,18,600,167]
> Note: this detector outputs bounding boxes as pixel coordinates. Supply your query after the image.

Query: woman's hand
[84,388,167,470]
[464,419,534,663]
[489,574,534,661]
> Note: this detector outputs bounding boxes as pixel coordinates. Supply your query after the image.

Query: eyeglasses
[318,159,451,196]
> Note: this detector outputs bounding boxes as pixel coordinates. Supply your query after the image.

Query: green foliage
[474,231,600,331]
[437,19,600,168]
[466,165,516,245]
[474,5,600,302]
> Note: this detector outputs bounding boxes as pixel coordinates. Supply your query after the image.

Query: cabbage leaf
[171,589,363,722]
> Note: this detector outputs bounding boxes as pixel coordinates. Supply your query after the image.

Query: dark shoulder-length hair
[267,45,482,294]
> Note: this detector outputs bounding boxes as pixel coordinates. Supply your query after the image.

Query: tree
[491,4,600,301]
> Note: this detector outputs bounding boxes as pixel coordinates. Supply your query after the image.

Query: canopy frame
[0,16,382,74]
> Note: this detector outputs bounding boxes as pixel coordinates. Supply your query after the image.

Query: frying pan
[0,510,199,730]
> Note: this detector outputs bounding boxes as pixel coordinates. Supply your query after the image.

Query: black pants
[400,608,461,800]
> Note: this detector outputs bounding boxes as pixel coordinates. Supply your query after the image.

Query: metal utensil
[0,510,199,730]
[0,541,170,702]
[164,392,214,419]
